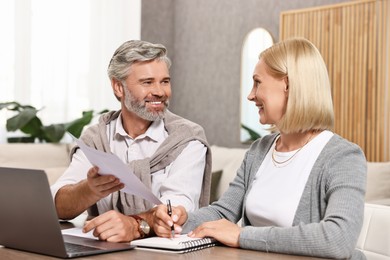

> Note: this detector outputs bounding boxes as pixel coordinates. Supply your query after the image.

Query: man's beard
[123,86,168,121]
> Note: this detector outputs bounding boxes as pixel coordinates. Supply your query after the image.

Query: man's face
[121,60,171,121]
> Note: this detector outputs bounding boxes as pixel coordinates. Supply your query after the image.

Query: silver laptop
[0,167,134,258]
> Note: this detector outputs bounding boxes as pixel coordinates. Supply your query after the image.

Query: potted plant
[0,101,107,143]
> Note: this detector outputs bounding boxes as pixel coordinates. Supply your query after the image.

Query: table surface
[0,215,327,260]
[0,245,327,260]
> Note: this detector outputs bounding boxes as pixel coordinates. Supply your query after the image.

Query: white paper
[62,227,97,240]
[74,137,162,205]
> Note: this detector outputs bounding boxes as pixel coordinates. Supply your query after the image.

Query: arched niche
[240,28,273,143]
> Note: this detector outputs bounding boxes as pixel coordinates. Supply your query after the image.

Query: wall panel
[280,0,390,161]
[142,0,353,148]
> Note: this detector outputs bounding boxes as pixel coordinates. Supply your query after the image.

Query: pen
[166,199,175,238]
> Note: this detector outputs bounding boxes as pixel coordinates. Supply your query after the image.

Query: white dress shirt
[51,114,207,212]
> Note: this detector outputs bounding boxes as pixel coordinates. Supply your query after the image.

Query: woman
[153,38,367,259]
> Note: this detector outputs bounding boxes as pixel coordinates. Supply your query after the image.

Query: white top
[245,130,334,227]
[50,114,207,212]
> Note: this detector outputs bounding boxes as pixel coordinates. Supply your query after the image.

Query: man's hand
[152,204,187,238]
[55,166,124,220]
[86,166,124,200]
[188,219,240,247]
[83,210,139,242]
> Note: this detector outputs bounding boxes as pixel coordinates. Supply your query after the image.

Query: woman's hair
[260,37,334,133]
[107,40,171,82]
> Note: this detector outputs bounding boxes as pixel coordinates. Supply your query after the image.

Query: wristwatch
[130,215,150,238]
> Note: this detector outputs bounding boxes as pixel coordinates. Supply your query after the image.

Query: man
[50,40,212,243]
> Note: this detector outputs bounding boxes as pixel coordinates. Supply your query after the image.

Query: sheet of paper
[74,137,162,205]
[62,227,97,240]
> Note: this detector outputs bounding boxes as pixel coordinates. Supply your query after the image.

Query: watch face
[140,220,150,235]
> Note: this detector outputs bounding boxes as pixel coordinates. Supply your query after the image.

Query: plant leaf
[20,117,44,137]
[65,110,94,138]
[6,108,39,131]
[0,101,37,111]
[98,109,109,114]
[42,124,66,143]
[2,101,104,142]
[0,101,20,110]
[241,124,261,141]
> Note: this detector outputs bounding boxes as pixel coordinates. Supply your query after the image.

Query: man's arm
[55,166,124,220]
[82,206,177,242]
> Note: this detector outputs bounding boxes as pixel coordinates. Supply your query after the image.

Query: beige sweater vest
[72,110,212,216]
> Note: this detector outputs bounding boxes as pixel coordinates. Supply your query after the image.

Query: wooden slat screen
[280,0,390,162]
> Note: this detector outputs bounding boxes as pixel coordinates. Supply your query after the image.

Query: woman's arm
[239,138,367,259]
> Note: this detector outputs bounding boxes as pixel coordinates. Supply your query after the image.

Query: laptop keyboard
[65,242,102,253]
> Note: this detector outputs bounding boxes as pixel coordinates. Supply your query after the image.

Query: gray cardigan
[183,133,367,259]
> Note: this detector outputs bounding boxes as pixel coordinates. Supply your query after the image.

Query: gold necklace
[271,133,313,167]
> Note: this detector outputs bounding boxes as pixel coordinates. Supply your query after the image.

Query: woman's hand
[153,204,188,238]
[188,219,240,247]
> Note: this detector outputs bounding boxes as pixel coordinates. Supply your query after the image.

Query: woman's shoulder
[318,133,367,170]
[325,133,365,155]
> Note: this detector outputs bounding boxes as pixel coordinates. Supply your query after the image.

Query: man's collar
[115,113,165,142]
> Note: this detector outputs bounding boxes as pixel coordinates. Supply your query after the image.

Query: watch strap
[129,215,148,238]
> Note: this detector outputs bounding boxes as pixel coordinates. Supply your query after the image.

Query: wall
[141,0,350,148]
[280,0,390,162]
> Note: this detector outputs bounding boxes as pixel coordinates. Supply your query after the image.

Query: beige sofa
[0,143,72,185]
[357,203,390,259]
[1,143,390,259]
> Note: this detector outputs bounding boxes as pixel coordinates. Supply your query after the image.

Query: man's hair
[107,40,171,82]
[260,37,334,133]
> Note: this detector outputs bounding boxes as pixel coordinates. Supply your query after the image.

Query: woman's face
[247,59,288,126]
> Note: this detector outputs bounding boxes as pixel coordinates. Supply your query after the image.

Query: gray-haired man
[51,40,211,242]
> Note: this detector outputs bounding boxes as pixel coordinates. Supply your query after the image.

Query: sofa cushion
[0,143,71,169]
[44,167,68,185]
[356,203,390,259]
[210,145,247,201]
[209,170,222,203]
[366,162,390,204]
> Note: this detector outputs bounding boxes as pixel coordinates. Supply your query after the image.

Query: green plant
[241,123,261,141]
[0,101,107,143]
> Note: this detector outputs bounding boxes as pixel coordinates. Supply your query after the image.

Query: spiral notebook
[130,234,217,253]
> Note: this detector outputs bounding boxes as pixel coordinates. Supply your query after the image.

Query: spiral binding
[179,238,216,253]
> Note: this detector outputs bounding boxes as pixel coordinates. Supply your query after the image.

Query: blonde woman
[154,38,366,259]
